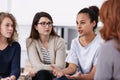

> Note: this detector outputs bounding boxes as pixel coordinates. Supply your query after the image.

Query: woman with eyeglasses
[0,12,21,80]
[26,12,66,80]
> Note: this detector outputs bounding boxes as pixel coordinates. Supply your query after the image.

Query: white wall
[10,0,104,26]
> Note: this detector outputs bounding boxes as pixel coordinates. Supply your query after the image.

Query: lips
[45,30,50,32]
[78,30,83,33]
[7,32,13,34]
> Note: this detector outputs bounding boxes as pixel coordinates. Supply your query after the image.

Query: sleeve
[26,39,44,72]
[26,39,53,72]
[10,42,21,79]
[94,46,113,80]
[54,38,66,69]
[93,47,100,66]
[0,76,2,79]
[65,39,78,66]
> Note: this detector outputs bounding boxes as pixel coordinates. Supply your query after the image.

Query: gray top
[94,39,120,80]
[66,34,103,73]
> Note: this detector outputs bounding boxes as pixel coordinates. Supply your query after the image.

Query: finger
[51,64,56,69]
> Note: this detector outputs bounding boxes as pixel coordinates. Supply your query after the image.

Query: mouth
[7,32,13,35]
[45,30,50,32]
[78,30,83,34]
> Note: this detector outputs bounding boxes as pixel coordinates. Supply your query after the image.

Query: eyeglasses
[37,22,53,27]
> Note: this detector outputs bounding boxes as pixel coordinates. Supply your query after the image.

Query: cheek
[50,27,52,31]
[0,30,5,35]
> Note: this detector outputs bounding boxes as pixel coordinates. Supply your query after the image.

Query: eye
[76,21,78,25]
[80,21,85,24]
[40,22,46,25]
[5,23,13,27]
[47,22,52,25]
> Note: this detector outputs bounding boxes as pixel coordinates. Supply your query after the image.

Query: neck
[0,36,8,50]
[80,32,96,47]
[0,36,7,45]
[39,35,50,43]
[39,35,50,49]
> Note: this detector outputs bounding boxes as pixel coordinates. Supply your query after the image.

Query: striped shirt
[41,46,51,64]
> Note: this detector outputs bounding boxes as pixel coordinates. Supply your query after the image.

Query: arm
[26,39,53,72]
[0,76,15,80]
[51,63,77,78]
[66,66,96,80]
[80,66,96,80]
[61,63,77,75]
[94,47,113,80]
[10,42,21,79]
[54,38,66,69]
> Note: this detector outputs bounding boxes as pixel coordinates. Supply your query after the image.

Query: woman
[26,12,66,80]
[94,0,120,80]
[51,6,103,80]
[0,12,21,80]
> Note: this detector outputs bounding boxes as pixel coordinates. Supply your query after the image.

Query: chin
[6,36,11,38]
[79,33,83,36]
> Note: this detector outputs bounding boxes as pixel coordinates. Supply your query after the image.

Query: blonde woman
[0,12,21,80]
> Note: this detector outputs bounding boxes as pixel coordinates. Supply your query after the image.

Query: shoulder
[9,42,21,52]
[95,34,104,42]
[100,39,115,50]
[50,36,65,43]
[11,42,21,48]
[98,39,116,57]
[71,36,79,44]
[92,34,104,48]
[26,38,39,46]
[26,38,33,44]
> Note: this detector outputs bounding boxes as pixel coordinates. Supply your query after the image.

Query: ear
[34,25,38,30]
[91,21,96,28]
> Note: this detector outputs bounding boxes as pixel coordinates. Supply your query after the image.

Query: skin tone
[0,17,16,80]
[51,13,96,80]
[28,17,53,77]
[35,17,52,49]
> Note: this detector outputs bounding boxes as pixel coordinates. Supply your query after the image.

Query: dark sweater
[0,42,21,79]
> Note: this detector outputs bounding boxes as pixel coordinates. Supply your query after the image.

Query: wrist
[10,75,16,80]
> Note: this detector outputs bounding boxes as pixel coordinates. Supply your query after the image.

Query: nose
[8,25,13,30]
[45,24,49,28]
[77,23,81,29]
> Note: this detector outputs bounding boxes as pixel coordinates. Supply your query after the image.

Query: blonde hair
[0,12,18,44]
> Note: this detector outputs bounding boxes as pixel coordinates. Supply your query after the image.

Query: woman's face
[0,17,14,38]
[76,13,95,37]
[35,17,52,37]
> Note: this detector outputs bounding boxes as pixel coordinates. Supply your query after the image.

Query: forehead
[2,17,13,23]
[39,17,51,22]
[76,13,90,21]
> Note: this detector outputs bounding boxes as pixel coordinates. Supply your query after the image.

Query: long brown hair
[28,12,59,40]
[0,12,18,45]
[100,0,120,50]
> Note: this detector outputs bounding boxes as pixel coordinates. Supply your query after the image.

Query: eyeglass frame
[37,22,53,27]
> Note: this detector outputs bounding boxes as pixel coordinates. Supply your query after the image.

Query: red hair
[100,0,120,50]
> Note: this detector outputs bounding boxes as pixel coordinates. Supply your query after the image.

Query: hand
[28,68,36,77]
[65,72,81,80]
[51,64,64,78]
[10,75,16,80]
[1,77,11,80]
